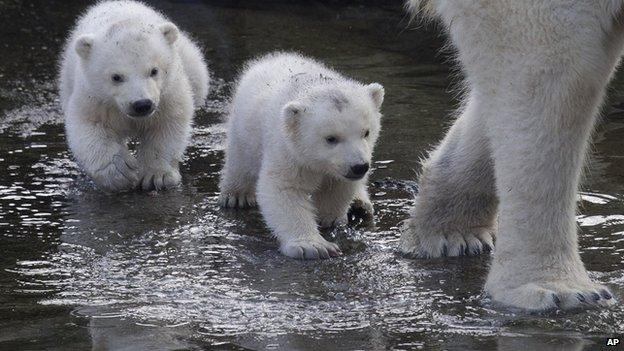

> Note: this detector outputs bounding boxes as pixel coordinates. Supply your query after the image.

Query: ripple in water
[8,187,624,347]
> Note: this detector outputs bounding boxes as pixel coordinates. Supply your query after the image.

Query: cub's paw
[280,236,342,260]
[92,153,139,192]
[318,214,347,229]
[399,219,495,258]
[218,192,256,209]
[348,198,374,224]
[140,165,181,191]
[487,280,617,311]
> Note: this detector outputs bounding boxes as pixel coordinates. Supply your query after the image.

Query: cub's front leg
[137,110,192,191]
[313,178,359,229]
[257,165,342,260]
[66,115,139,192]
[349,179,374,223]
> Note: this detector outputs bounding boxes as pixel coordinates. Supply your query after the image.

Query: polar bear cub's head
[74,20,180,118]
[283,82,384,181]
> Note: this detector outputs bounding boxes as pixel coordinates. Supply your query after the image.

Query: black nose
[131,99,154,117]
[350,163,369,177]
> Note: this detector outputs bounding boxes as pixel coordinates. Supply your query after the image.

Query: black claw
[591,292,600,301]
[552,293,561,307]
[576,293,586,302]
[441,244,448,257]
[483,244,492,253]
[458,244,465,256]
[600,289,613,300]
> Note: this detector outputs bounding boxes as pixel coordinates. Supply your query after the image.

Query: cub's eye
[364,130,370,138]
[325,136,339,144]
[150,68,159,77]
[111,74,124,83]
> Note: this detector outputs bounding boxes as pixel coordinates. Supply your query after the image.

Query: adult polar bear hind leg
[401,0,624,311]
[219,52,384,260]
[59,0,210,192]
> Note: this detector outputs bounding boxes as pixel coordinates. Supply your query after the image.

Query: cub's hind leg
[218,113,261,209]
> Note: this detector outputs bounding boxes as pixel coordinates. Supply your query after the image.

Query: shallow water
[1,1,624,350]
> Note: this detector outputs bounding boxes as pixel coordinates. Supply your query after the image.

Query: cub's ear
[366,83,385,109]
[282,101,306,131]
[75,35,94,59]
[160,22,179,45]
[282,101,306,119]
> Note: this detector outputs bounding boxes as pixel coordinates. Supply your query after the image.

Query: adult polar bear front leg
[406,0,624,310]
[483,69,620,310]
[257,158,342,260]
[484,75,618,311]
[400,96,497,257]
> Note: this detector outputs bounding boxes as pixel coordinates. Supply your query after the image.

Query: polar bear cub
[59,0,210,192]
[219,52,384,259]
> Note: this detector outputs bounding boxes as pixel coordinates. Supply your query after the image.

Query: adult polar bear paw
[92,153,139,192]
[280,236,342,260]
[487,280,616,311]
[399,221,495,258]
[140,165,181,191]
[218,192,257,209]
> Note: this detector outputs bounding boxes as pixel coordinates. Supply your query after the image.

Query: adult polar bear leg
[408,0,624,310]
[400,95,497,257]
[484,72,619,310]
[482,9,623,312]
[484,77,617,311]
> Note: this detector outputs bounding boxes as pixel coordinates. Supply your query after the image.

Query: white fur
[401,0,624,311]
[219,52,384,259]
[59,0,210,192]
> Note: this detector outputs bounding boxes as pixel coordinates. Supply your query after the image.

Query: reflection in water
[1,1,624,350]
[497,336,588,351]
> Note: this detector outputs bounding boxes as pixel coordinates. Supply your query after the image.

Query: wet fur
[59,0,210,192]
[401,0,624,311]
[219,52,384,260]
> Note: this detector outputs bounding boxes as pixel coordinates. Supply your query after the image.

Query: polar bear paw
[140,165,181,191]
[280,236,342,260]
[92,153,140,192]
[399,220,495,258]
[487,280,617,311]
[218,192,257,209]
